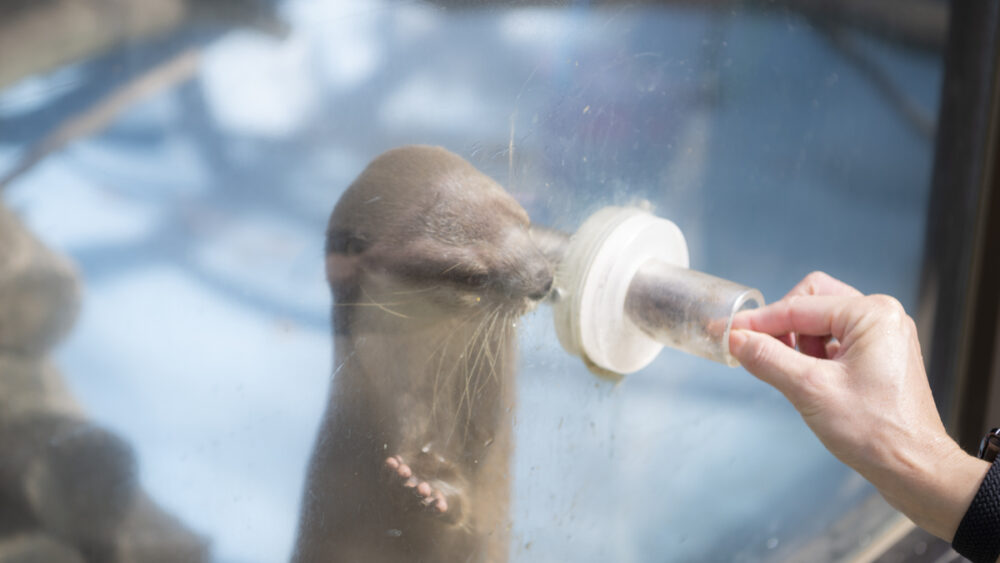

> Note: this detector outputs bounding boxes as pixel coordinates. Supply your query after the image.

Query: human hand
[728,272,990,541]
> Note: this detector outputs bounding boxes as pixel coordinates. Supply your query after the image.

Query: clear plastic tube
[624,260,764,366]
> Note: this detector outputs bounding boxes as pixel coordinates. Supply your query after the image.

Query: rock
[0,355,84,421]
[0,415,138,549]
[0,533,84,563]
[115,493,210,563]
[0,206,80,357]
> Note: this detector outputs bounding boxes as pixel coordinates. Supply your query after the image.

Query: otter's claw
[384,456,449,514]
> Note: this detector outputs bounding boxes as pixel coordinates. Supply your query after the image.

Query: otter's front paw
[383,455,462,523]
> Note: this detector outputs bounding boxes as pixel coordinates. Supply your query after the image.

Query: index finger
[781,272,863,354]
[782,271,863,300]
[732,294,860,340]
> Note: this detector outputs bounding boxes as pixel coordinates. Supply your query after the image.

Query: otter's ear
[326,229,370,256]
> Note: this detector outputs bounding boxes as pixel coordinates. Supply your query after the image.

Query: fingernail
[729,329,748,354]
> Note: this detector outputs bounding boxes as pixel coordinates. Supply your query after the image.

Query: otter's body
[293,146,552,563]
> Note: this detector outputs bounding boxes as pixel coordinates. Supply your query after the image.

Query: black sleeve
[952,459,1000,563]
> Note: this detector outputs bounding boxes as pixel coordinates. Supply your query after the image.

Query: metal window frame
[919,0,1000,457]
[854,2,1000,561]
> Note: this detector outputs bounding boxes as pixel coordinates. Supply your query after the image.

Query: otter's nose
[527,273,554,301]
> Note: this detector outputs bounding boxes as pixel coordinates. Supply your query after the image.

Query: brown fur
[292,146,552,563]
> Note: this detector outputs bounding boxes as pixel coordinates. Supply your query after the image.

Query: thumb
[730,329,817,400]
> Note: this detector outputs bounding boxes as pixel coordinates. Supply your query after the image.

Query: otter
[292,146,553,563]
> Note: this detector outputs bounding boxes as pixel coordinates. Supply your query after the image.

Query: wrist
[888,445,991,541]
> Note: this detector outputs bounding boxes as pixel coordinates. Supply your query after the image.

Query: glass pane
[0,1,948,561]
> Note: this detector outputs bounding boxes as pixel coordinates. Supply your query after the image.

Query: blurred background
[0,0,954,561]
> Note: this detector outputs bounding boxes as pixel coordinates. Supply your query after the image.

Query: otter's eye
[345,237,367,255]
[327,230,369,256]
[440,263,490,289]
[466,273,489,288]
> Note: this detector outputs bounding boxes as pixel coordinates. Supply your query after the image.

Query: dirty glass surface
[0,1,947,561]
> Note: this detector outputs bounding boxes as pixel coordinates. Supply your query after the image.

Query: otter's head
[325,146,553,317]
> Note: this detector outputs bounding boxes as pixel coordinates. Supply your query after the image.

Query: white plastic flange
[553,207,689,375]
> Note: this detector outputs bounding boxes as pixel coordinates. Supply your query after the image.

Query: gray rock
[0,533,84,563]
[0,207,206,562]
[115,492,210,563]
[0,205,80,357]
[0,415,138,547]
[0,355,84,421]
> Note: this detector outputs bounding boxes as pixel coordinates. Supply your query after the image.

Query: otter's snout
[527,275,553,301]
[505,227,556,302]
[519,259,554,302]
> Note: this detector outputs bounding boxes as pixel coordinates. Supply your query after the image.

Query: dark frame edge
[917,1,1000,452]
